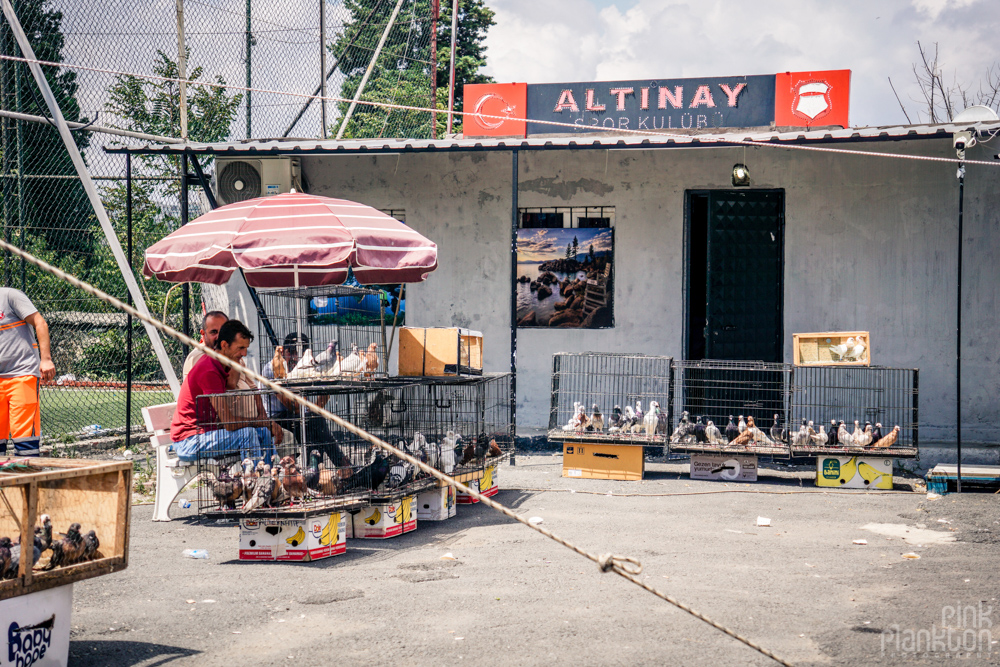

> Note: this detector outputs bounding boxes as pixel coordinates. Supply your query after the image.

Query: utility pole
[176,0,188,140]
[430,0,438,139]
[320,0,327,138]
[446,0,458,135]
[245,0,252,138]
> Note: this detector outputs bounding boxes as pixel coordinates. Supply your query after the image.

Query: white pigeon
[807,420,817,438]
[750,425,775,446]
[563,402,583,431]
[847,338,866,362]
[830,337,853,361]
[705,420,723,445]
[792,420,810,447]
[811,425,829,446]
[837,421,851,447]
[287,349,318,379]
[852,420,863,447]
[643,401,659,436]
[440,431,458,473]
[738,415,747,434]
[312,340,338,370]
[857,424,874,447]
[337,344,364,375]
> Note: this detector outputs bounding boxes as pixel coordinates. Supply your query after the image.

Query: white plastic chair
[141,402,197,522]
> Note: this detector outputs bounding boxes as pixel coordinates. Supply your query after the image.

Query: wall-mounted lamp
[732,163,750,187]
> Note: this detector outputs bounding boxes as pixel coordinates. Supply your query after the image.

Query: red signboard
[774,70,851,129]
[463,83,527,137]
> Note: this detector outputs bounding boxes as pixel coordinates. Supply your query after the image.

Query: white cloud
[484,0,1000,126]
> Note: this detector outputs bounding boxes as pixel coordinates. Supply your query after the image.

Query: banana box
[239,513,347,561]
[690,453,758,482]
[351,496,417,538]
[816,456,893,489]
[417,485,456,520]
[457,463,500,504]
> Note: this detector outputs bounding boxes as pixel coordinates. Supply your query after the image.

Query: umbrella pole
[294,265,307,465]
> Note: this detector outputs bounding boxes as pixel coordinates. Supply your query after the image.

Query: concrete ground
[68,455,999,666]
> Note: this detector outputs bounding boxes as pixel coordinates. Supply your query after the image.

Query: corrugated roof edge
[105,120,1000,155]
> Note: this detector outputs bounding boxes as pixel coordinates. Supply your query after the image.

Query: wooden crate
[398,327,483,376]
[792,331,871,366]
[0,458,132,601]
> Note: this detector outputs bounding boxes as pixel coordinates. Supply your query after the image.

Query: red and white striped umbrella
[143,192,437,287]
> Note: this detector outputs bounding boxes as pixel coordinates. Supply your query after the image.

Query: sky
[481,0,1000,127]
[517,228,614,263]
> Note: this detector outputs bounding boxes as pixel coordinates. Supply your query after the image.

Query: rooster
[488,439,502,457]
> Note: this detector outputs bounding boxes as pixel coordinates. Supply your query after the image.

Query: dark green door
[705,190,784,361]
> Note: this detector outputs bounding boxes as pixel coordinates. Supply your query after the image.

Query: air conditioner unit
[214,157,300,205]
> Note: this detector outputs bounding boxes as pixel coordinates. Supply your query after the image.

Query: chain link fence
[0,0,436,445]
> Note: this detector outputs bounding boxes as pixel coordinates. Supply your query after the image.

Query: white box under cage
[238,513,347,562]
[417,485,456,521]
[351,496,417,538]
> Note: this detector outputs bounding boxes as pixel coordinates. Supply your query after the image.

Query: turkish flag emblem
[791,80,832,121]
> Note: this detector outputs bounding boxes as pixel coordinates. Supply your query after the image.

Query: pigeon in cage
[811,425,829,446]
[829,337,853,361]
[562,402,585,431]
[0,541,10,580]
[212,469,244,511]
[748,419,775,445]
[871,423,883,444]
[705,420,724,445]
[770,414,783,443]
[837,421,851,448]
[243,464,274,511]
[792,419,811,447]
[588,405,604,432]
[634,401,644,424]
[308,450,342,496]
[337,344,365,375]
[807,420,817,438]
[312,340,339,372]
[439,439,457,473]
[847,338,866,362]
[872,425,900,449]
[45,523,85,571]
[82,530,100,561]
[643,402,660,436]
[857,424,874,448]
[339,452,391,493]
[34,514,52,554]
[608,405,623,431]
[828,420,840,446]
[724,415,738,444]
[852,420,864,447]
[241,459,259,504]
[2,536,40,578]
[279,456,309,502]
[287,348,318,379]
[619,405,636,433]
[692,416,707,443]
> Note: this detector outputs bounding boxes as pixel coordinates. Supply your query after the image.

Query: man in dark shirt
[170,320,281,462]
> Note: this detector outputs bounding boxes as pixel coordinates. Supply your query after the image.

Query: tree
[572,236,579,260]
[435,0,496,136]
[0,0,95,267]
[330,0,495,139]
[588,244,595,264]
[565,243,571,259]
[892,41,1000,123]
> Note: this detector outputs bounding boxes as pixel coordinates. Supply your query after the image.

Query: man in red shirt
[170,319,282,462]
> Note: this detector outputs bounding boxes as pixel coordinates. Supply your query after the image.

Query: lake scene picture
[516,227,614,328]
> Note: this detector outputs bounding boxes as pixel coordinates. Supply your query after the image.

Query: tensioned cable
[1,53,998,168]
[0,237,793,667]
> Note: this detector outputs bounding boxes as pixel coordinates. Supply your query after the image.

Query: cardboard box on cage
[689,453,759,482]
[238,513,347,561]
[457,462,500,504]
[815,456,893,489]
[351,496,417,538]
[417,485,456,520]
[398,327,483,376]
[793,331,871,366]
[562,443,644,481]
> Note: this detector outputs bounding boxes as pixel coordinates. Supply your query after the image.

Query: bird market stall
[668,360,793,482]
[0,458,131,665]
[548,353,674,480]
[789,365,918,489]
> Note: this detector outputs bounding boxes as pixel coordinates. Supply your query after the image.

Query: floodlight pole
[319,0,327,139]
[176,0,188,140]
[446,0,458,135]
[509,149,518,466]
[0,0,181,395]
[956,160,964,492]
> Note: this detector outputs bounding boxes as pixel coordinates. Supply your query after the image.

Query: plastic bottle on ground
[182,549,209,559]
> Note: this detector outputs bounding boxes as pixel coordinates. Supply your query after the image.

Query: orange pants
[0,376,40,456]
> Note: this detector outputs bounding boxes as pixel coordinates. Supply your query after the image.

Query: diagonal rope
[0,237,793,667]
[0,51,998,169]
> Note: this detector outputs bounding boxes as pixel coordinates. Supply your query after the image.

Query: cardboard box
[457,463,500,504]
[793,331,871,366]
[417,485,456,520]
[562,443,644,481]
[0,583,73,667]
[239,513,347,561]
[351,496,417,538]
[815,456,893,489]
[398,327,483,376]
[689,453,759,482]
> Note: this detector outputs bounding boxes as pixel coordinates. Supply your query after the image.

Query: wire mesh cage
[256,285,389,382]
[789,366,918,457]
[548,353,674,445]
[668,360,793,455]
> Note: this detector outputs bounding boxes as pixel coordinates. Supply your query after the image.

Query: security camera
[953,131,973,151]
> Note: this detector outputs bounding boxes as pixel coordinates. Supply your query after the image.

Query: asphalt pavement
[68,455,999,666]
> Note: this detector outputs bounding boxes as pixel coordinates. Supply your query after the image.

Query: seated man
[170,320,282,462]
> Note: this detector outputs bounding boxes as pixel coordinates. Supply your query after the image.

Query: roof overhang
[105,121,1000,157]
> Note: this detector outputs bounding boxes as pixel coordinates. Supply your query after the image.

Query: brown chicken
[727,416,756,447]
[363,342,379,375]
[872,425,900,449]
[272,346,287,379]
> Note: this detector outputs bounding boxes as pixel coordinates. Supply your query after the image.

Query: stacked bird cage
[788,366,918,458]
[548,353,674,445]
[192,389,373,519]
[255,285,390,382]
[668,360,793,455]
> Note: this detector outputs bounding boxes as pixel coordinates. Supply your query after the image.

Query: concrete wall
[302,137,1000,460]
